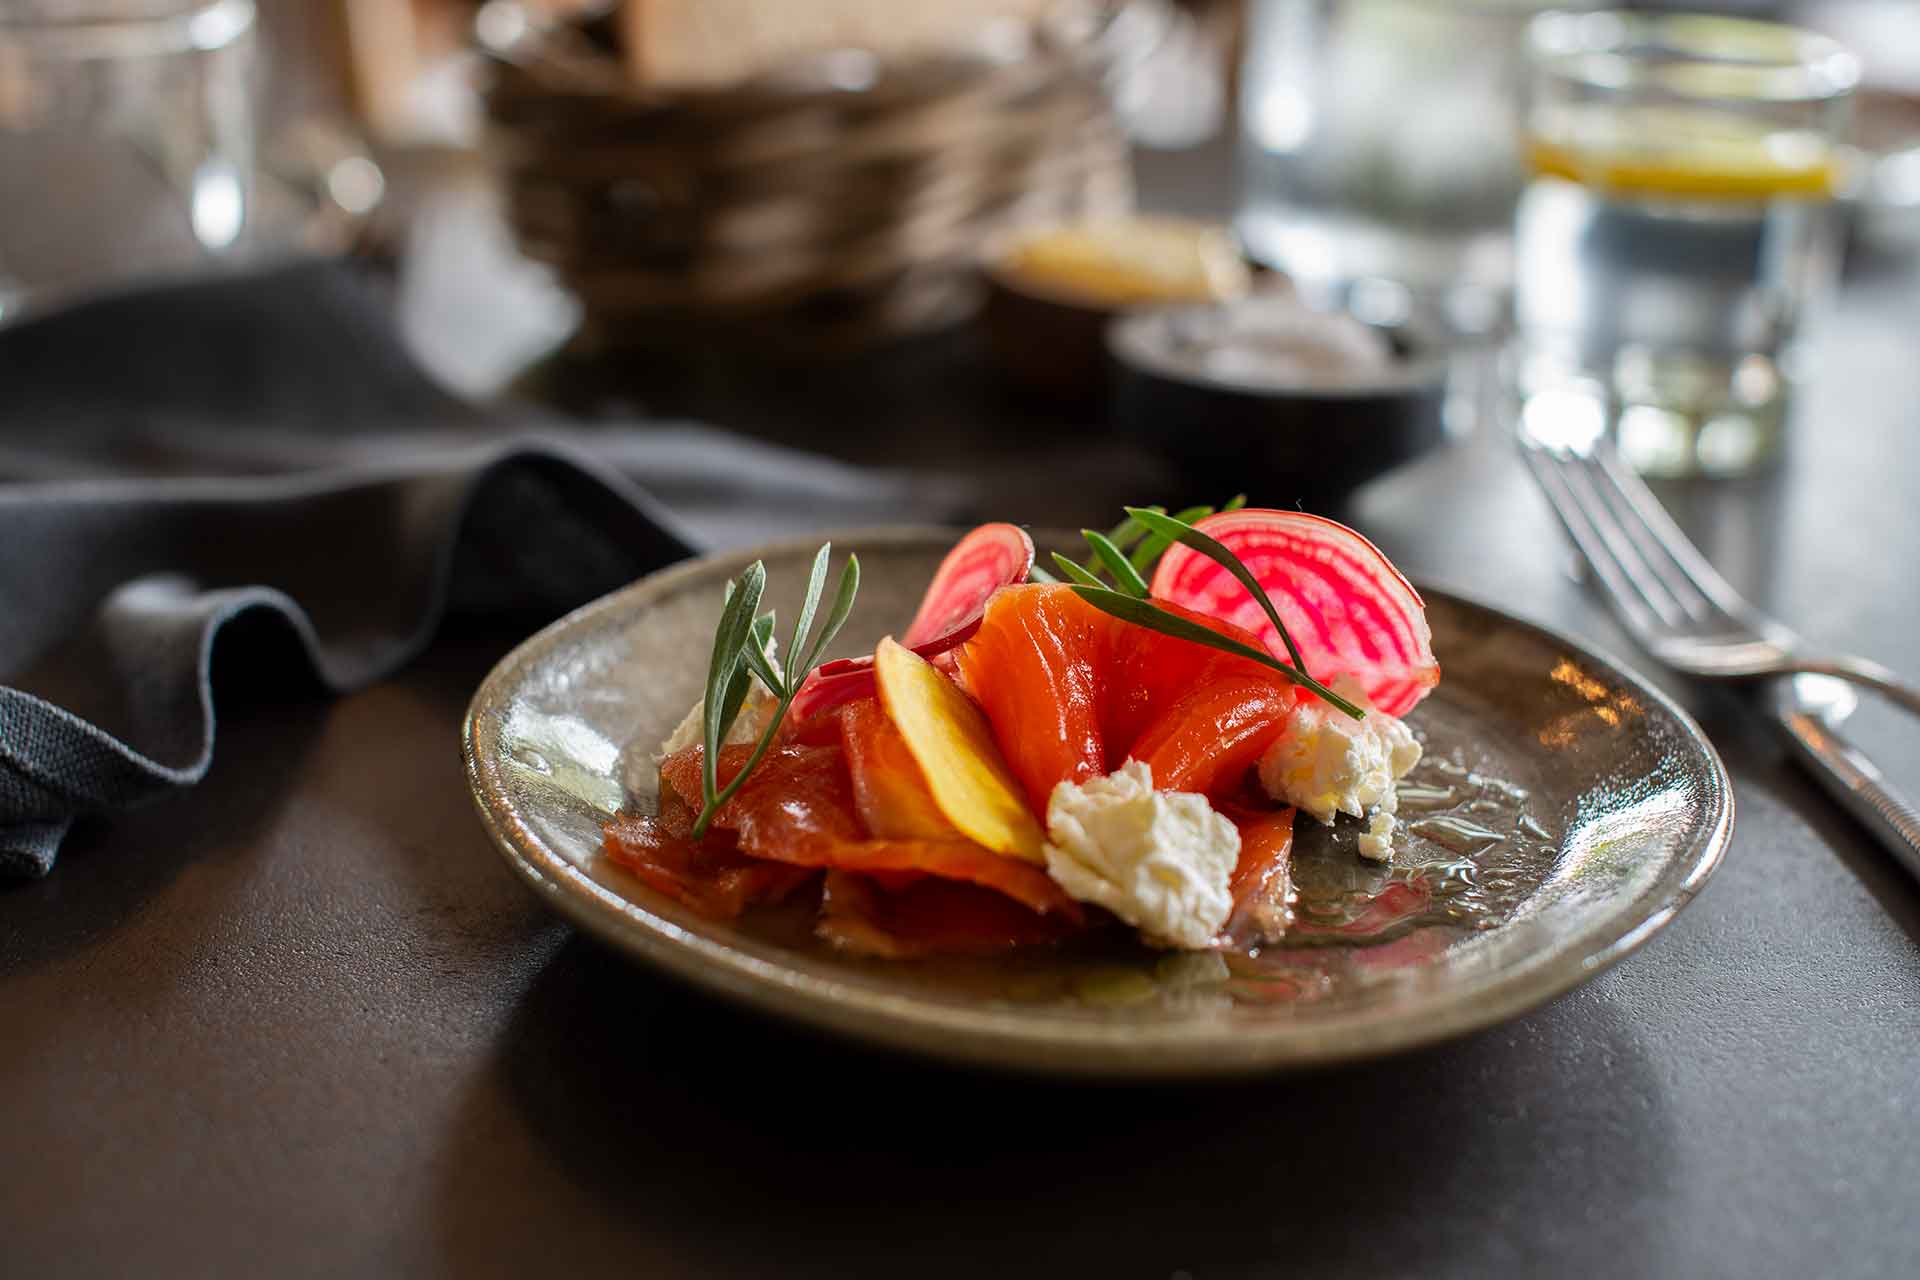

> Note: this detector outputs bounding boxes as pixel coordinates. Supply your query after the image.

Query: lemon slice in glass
[1526,104,1840,201]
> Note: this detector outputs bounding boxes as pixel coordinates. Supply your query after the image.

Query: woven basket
[481,6,1134,356]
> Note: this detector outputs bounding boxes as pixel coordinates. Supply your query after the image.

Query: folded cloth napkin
[0,261,954,875]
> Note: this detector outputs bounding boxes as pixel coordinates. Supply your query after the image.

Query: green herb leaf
[700,562,767,816]
[693,720,785,839]
[720,611,777,735]
[1128,503,1216,576]
[1070,584,1365,719]
[803,553,861,674]
[1080,505,1167,582]
[1104,506,1162,553]
[1123,506,1313,676]
[739,611,783,696]
[786,542,832,694]
[1027,564,1059,584]
[692,547,862,839]
[1081,529,1151,598]
[1049,551,1107,589]
[1223,493,1248,512]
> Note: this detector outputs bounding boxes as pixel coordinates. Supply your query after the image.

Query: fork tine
[1521,444,1670,641]
[1590,444,1757,624]
[1544,446,1701,629]
[1569,450,1720,625]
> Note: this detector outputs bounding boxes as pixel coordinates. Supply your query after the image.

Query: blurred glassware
[1096,0,1231,150]
[1235,0,1578,339]
[1846,89,1920,258]
[1512,11,1856,479]
[0,0,256,322]
[1791,0,1920,259]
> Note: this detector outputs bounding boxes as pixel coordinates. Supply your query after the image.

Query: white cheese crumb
[1259,674,1422,862]
[654,640,784,763]
[1359,809,1398,862]
[1042,761,1239,950]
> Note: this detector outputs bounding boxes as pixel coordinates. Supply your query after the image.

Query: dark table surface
[5,149,1920,1279]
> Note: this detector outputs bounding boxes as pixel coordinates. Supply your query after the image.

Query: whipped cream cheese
[1041,761,1240,949]
[1258,674,1422,862]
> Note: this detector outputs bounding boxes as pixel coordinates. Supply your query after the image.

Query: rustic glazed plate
[463,528,1732,1077]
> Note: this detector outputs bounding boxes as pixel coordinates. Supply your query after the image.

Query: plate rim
[462,526,1733,1078]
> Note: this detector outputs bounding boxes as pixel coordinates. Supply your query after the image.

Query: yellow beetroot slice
[873,637,1046,864]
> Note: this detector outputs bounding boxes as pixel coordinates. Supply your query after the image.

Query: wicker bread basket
[480,4,1133,356]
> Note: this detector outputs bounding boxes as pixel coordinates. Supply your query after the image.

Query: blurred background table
[4,127,1918,1276]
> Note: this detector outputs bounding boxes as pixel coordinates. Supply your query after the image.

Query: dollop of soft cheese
[1042,761,1239,949]
[655,684,779,763]
[1258,675,1422,862]
[654,642,784,763]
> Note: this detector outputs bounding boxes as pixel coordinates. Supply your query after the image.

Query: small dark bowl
[1108,296,1450,506]
[979,218,1254,408]
[980,265,1116,407]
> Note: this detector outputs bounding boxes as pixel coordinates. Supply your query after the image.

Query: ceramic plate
[463,528,1731,1077]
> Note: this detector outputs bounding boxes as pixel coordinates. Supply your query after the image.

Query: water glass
[0,0,257,322]
[1512,12,1857,476]
[1236,0,1577,335]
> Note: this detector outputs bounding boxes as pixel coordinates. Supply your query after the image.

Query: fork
[1522,435,1920,880]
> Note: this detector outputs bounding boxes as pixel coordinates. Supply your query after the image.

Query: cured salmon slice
[1130,675,1297,798]
[781,701,856,748]
[817,871,1090,957]
[954,584,1298,811]
[656,742,1081,920]
[659,742,865,846]
[838,696,956,839]
[952,585,1108,815]
[1221,805,1296,946]
[1099,596,1289,753]
[602,784,817,919]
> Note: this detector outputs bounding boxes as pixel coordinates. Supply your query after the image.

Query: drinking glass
[0,0,257,322]
[1236,0,1578,335]
[1512,11,1856,476]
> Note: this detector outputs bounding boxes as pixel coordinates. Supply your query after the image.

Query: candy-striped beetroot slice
[1148,509,1437,717]
[789,524,1033,722]
[902,522,1034,646]
[786,665,877,725]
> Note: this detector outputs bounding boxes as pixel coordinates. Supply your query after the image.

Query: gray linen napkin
[0,261,950,875]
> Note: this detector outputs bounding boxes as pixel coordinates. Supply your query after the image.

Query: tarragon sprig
[1048,493,1247,589]
[693,544,860,838]
[1065,505,1365,721]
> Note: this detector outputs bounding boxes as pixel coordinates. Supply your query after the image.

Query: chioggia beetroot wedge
[789,523,1034,722]
[1150,509,1438,717]
[902,522,1035,646]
